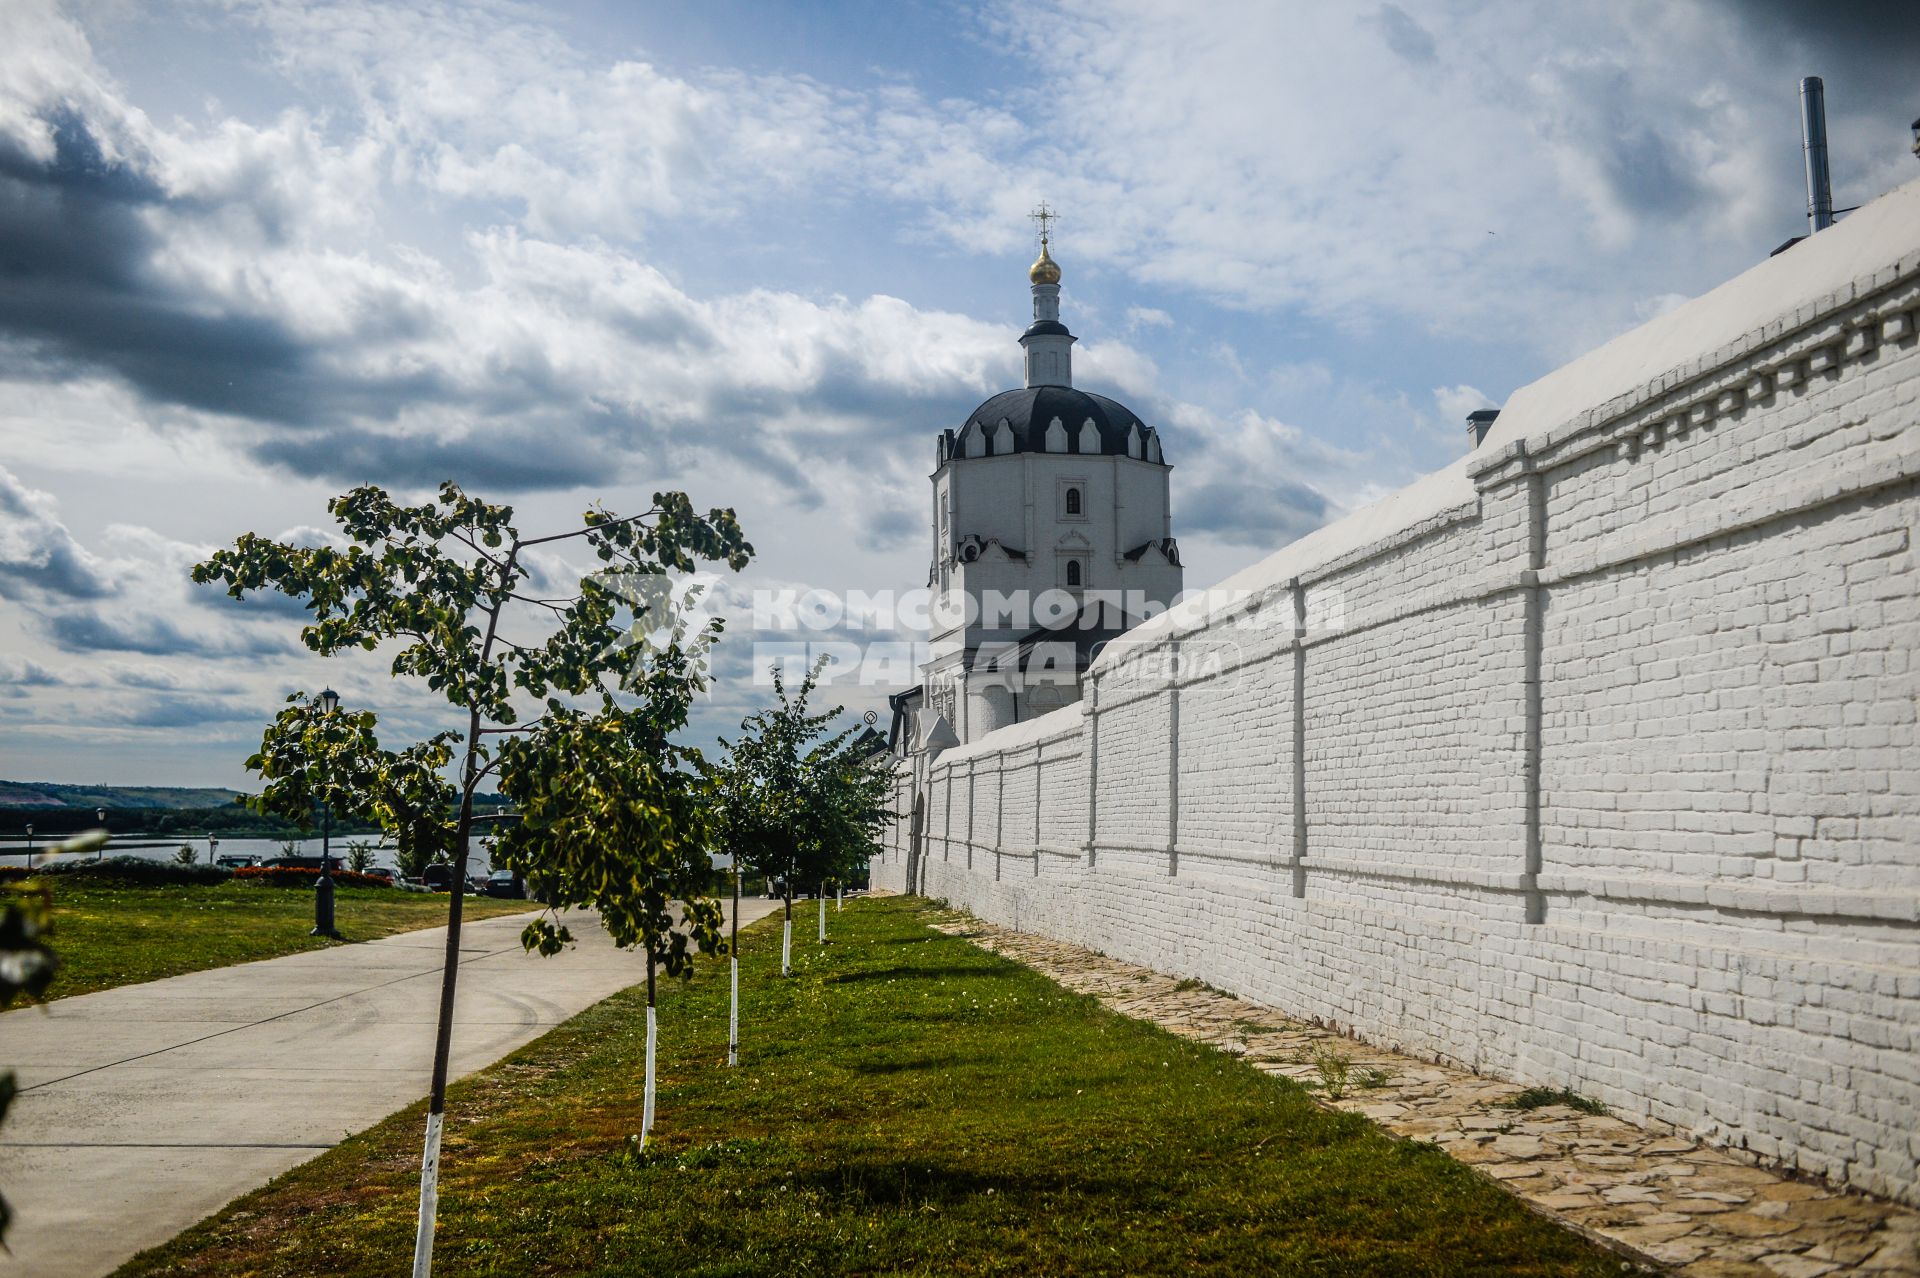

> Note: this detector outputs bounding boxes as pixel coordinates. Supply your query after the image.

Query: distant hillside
[0,781,247,810]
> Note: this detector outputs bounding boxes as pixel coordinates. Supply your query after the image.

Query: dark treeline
[0,794,514,840]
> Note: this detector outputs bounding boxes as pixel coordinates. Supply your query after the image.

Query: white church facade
[902,226,1183,747]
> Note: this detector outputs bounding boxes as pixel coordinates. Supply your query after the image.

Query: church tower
[917,211,1183,745]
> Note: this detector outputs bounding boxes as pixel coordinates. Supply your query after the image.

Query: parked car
[214,853,261,869]
[420,863,456,892]
[483,870,525,899]
[262,855,337,871]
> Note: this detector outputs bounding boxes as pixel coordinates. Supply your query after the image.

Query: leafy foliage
[707,659,896,914]
[494,707,721,973]
[191,481,752,971]
[1502,1086,1608,1116]
[0,832,104,1242]
[344,840,378,874]
[0,884,56,1009]
[27,855,230,886]
[0,866,59,1245]
[245,694,457,879]
[194,479,752,1261]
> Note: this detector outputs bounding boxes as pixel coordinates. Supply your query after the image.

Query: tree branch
[514,507,662,551]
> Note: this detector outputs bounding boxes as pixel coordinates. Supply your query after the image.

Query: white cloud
[1432,384,1496,433]
[2,0,1915,784]
[0,465,117,600]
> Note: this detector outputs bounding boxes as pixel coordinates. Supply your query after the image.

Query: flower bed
[231,866,397,889]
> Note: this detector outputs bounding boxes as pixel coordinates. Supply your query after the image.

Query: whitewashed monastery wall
[873,179,1920,1205]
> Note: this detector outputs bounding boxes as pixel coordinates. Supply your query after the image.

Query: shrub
[173,844,199,865]
[30,856,232,886]
[345,840,378,874]
[231,866,396,889]
[1503,1086,1608,1116]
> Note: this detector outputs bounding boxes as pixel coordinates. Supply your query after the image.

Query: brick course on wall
[874,186,1920,1206]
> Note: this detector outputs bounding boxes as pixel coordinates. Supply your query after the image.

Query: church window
[1065,486,1082,516]
[1066,559,1082,587]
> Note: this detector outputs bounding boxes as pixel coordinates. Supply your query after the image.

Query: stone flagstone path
[926,911,1920,1277]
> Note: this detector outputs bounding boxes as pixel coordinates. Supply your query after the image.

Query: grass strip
[114,897,1623,1276]
[38,879,534,999]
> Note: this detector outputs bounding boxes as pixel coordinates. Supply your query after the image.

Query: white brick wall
[872,197,1920,1206]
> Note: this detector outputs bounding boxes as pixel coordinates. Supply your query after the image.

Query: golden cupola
[1028,241,1061,285]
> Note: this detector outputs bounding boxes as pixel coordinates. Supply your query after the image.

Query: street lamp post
[23,823,33,869]
[208,835,220,866]
[311,688,343,939]
[95,807,106,861]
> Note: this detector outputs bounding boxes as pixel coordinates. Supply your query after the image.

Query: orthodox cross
[1030,201,1057,250]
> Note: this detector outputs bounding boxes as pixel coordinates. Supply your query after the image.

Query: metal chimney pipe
[1800,76,1833,233]
[1466,409,1499,450]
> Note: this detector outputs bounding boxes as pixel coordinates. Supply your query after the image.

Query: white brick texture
[873,234,1920,1205]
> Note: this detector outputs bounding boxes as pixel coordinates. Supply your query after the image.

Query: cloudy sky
[1,0,1916,788]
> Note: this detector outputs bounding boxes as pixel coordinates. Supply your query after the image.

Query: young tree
[193,482,749,1277]
[803,732,893,941]
[708,659,896,980]
[345,840,378,875]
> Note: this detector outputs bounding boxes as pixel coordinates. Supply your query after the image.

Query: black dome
[947,386,1163,461]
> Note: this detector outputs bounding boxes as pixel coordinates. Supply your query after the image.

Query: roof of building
[946,386,1164,461]
[1123,537,1181,566]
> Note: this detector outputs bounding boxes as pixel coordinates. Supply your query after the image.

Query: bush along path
[925,909,1920,1277]
[115,897,1625,1277]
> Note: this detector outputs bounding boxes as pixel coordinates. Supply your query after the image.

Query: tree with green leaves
[0,828,104,1244]
[193,482,749,1277]
[0,880,54,1247]
[345,840,378,875]
[708,658,896,983]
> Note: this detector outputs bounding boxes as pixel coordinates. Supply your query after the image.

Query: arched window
[1066,559,1082,587]
[1064,486,1082,516]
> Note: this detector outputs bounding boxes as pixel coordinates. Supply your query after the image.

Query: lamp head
[318,688,341,715]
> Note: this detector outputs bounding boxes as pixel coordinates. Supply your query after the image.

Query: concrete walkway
[0,898,782,1278]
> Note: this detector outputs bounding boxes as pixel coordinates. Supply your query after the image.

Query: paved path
[0,898,782,1278]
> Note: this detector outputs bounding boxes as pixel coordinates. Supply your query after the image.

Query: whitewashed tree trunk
[411,1111,443,1278]
[640,948,658,1148]
[781,917,792,975]
[728,956,739,1066]
[818,891,826,943]
[728,862,740,1065]
[641,1003,657,1149]
[837,885,843,912]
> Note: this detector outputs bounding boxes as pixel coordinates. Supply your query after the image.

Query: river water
[0,834,477,876]
[0,835,734,877]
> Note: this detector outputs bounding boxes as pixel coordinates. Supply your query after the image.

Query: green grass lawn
[40,879,535,999]
[113,896,1623,1277]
